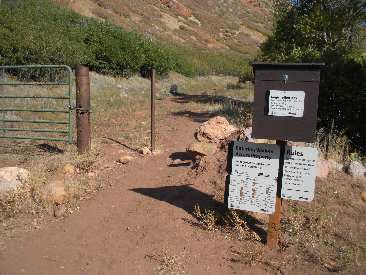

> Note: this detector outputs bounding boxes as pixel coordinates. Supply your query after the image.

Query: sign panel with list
[228,142,280,214]
[281,146,318,202]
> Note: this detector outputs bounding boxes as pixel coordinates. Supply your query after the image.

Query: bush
[257,0,366,154]
[0,0,197,77]
[237,66,254,83]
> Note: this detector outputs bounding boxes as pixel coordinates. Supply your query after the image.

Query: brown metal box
[252,63,324,143]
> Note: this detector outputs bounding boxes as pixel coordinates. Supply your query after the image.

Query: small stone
[62,163,75,175]
[118,156,134,164]
[316,157,330,179]
[361,192,366,202]
[328,159,344,172]
[139,147,151,155]
[243,127,255,142]
[54,205,66,218]
[186,142,217,159]
[172,159,180,164]
[44,181,67,205]
[348,161,366,180]
[87,172,96,177]
[0,167,30,193]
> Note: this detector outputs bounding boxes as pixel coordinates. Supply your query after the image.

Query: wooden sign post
[267,140,286,248]
[227,63,324,248]
[252,63,324,248]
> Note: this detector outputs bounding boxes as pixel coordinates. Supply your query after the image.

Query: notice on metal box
[268,90,305,117]
[281,146,317,201]
[228,142,280,214]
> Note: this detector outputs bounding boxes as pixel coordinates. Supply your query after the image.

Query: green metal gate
[0,65,73,143]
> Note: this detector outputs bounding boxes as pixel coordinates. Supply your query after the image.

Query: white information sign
[268,90,305,117]
[229,142,280,214]
[281,146,318,202]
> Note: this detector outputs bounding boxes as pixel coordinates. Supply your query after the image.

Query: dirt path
[0,96,266,274]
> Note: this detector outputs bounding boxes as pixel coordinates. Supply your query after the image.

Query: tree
[260,0,366,61]
[258,0,366,155]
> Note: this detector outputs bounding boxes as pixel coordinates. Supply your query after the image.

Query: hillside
[54,0,273,58]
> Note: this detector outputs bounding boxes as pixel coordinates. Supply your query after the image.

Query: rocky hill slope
[54,0,273,58]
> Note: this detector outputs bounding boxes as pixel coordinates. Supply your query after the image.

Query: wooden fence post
[75,66,91,154]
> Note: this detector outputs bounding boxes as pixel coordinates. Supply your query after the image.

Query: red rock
[44,181,67,205]
[186,142,217,159]
[316,157,330,179]
[54,205,66,218]
[195,116,238,143]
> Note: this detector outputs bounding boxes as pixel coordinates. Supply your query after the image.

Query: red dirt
[0,93,365,274]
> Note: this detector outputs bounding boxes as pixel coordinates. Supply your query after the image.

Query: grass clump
[280,201,366,272]
[155,248,187,275]
[193,204,262,241]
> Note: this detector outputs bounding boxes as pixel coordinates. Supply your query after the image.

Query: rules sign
[228,142,318,213]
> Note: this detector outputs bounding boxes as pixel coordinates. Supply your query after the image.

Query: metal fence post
[1,68,4,138]
[75,66,91,153]
[151,68,156,152]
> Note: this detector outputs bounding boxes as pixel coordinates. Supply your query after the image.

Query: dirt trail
[0,96,265,274]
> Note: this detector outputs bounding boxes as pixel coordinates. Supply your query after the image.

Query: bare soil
[0,91,365,274]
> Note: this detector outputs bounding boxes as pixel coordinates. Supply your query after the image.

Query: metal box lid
[252,63,325,82]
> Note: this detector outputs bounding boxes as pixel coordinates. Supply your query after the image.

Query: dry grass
[1,71,251,223]
[156,248,188,275]
[280,201,366,272]
[0,139,101,221]
[315,128,350,163]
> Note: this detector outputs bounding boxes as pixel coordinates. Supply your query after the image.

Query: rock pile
[186,116,240,162]
[194,116,238,143]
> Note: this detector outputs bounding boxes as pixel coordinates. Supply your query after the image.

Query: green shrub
[237,66,254,83]
[0,0,197,77]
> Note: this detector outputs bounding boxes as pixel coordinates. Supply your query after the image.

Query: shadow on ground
[105,137,138,152]
[0,140,64,155]
[171,92,252,110]
[130,184,216,215]
[168,152,192,167]
[170,92,253,123]
[130,184,267,242]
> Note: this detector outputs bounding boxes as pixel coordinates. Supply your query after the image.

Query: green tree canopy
[258,0,366,155]
[260,0,366,61]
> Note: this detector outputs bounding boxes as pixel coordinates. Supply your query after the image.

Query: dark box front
[252,63,324,143]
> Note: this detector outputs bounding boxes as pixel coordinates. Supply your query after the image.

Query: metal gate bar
[0,65,73,143]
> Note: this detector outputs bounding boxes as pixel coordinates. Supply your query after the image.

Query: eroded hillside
[53,0,273,57]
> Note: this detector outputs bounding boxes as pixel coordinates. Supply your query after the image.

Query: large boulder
[186,142,217,159]
[0,167,30,193]
[195,116,238,143]
[316,157,330,179]
[348,161,366,180]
